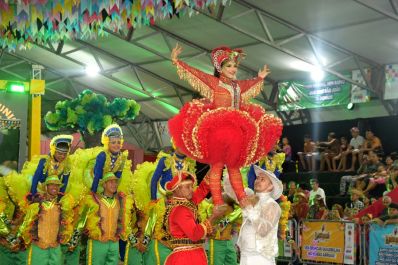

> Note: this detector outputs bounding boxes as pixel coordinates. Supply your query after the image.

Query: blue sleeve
[91,152,106,192]
[150,157,166,200]
[60,173,69,193]
[248,164,256,190]
[274,169,281,178]
[30,158,47,195]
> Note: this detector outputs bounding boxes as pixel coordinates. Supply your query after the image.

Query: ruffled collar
[257,192,272,202]
[219,75,236,85]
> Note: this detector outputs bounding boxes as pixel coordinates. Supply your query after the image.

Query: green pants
[143,239,171,265]
[28,244,62,265]
[208,239,237,265]
[124,243,143,265]
[61,244,81,265]
[0,245,27,265]
[86,239,119,265]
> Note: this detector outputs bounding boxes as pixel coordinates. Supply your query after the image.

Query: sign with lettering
[369,224,398,265]
[301,221,345,263]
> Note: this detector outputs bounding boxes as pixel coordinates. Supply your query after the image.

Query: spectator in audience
[346,188,365,210]
[307,195,327,219]
[339,151,383,195]
[322,204,344,220]
[297,182,310,199]
[291,192,310,221]
[363,164,388,198]
[371,201,398,226]
[387,161,398,191]
[359,129,383,162]
[309,178,326,206]
[341,127,365,172]
[333,136,348,172]
[297,134,316,172]
[317,132,340,172]
[281,137,292,162]
[285,181,297,202]
[385,155,394,171]
[363,196,371,208]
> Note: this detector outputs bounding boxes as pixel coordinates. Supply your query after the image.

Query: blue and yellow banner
[369,224,398,265]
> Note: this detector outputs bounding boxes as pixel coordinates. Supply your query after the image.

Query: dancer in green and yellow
[15,176,77,265]
[131,146,196,265]
[70,124,133,196]
[82,172,133,265]
[199,195,241,265]
[28,135,74,198]
[0,165,30,265]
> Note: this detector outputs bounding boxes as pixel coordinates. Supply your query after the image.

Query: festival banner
[343,222,356,265]
[369,223,398,265]
[278,76,351,111]
[301,221,345,263]
[351,69,370,104]
[384,64,398,100]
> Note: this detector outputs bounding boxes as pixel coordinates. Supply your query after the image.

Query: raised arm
[238,65,269,103]
[171,43,217,100]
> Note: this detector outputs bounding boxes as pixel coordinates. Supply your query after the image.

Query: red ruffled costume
[168,47,282,206]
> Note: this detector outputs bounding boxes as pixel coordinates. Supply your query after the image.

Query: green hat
[44,175,63,186]
[101,172,119,184]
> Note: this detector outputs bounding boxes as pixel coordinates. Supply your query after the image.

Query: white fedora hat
[253,165,283,200]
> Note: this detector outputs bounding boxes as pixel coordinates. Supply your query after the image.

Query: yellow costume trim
[3,171,31,211]
[132,161,156,211]
[124,242,130,265]
[84,194,101,240]
[88,239,93,265]
[152,198,167,240]
[175,60,213,101]
[27,245,33,265]
[49,134,73,156]
[241,79,264,103]
[278,195,291,240]
[210,239,214,265]
[20,203,40,246]
[155,239,161,265]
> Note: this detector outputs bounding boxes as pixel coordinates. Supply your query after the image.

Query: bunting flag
[0,0,227,51]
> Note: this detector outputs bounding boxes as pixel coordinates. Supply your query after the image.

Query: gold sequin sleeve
[239,77,264,103]
[174,60,217,100]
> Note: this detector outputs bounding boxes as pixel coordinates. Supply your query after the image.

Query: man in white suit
[237,165,282,265]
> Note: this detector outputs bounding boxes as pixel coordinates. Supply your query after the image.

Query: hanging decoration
[0,0,227,51]
[0,119,21,129]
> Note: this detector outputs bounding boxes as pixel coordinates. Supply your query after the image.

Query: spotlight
[347,102,355,110]
[310,67,325,82]
[6,82,26,93]
[85,65,99,77]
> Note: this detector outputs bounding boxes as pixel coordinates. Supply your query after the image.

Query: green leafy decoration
[44,89,141,135]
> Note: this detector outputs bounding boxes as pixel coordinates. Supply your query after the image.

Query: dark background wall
[281,115,398,161]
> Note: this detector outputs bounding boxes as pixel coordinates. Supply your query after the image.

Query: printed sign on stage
[301,221,345,263]
[369,224,398,265]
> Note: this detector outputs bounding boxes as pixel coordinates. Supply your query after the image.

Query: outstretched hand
[171,43,183,63]
[258,65,271,79]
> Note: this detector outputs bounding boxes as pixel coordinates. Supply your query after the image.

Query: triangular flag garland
[0,0,228,51]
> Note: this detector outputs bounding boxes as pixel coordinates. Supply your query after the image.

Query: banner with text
[369,223,398,265]
[301,221,345,263]
[278,76,351,111]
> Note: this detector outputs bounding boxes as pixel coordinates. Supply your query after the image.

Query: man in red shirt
[164,172,224,265]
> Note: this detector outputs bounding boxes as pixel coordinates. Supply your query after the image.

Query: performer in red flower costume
[168,44,282,207]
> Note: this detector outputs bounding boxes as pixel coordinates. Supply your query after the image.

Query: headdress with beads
[211,46,245,73]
